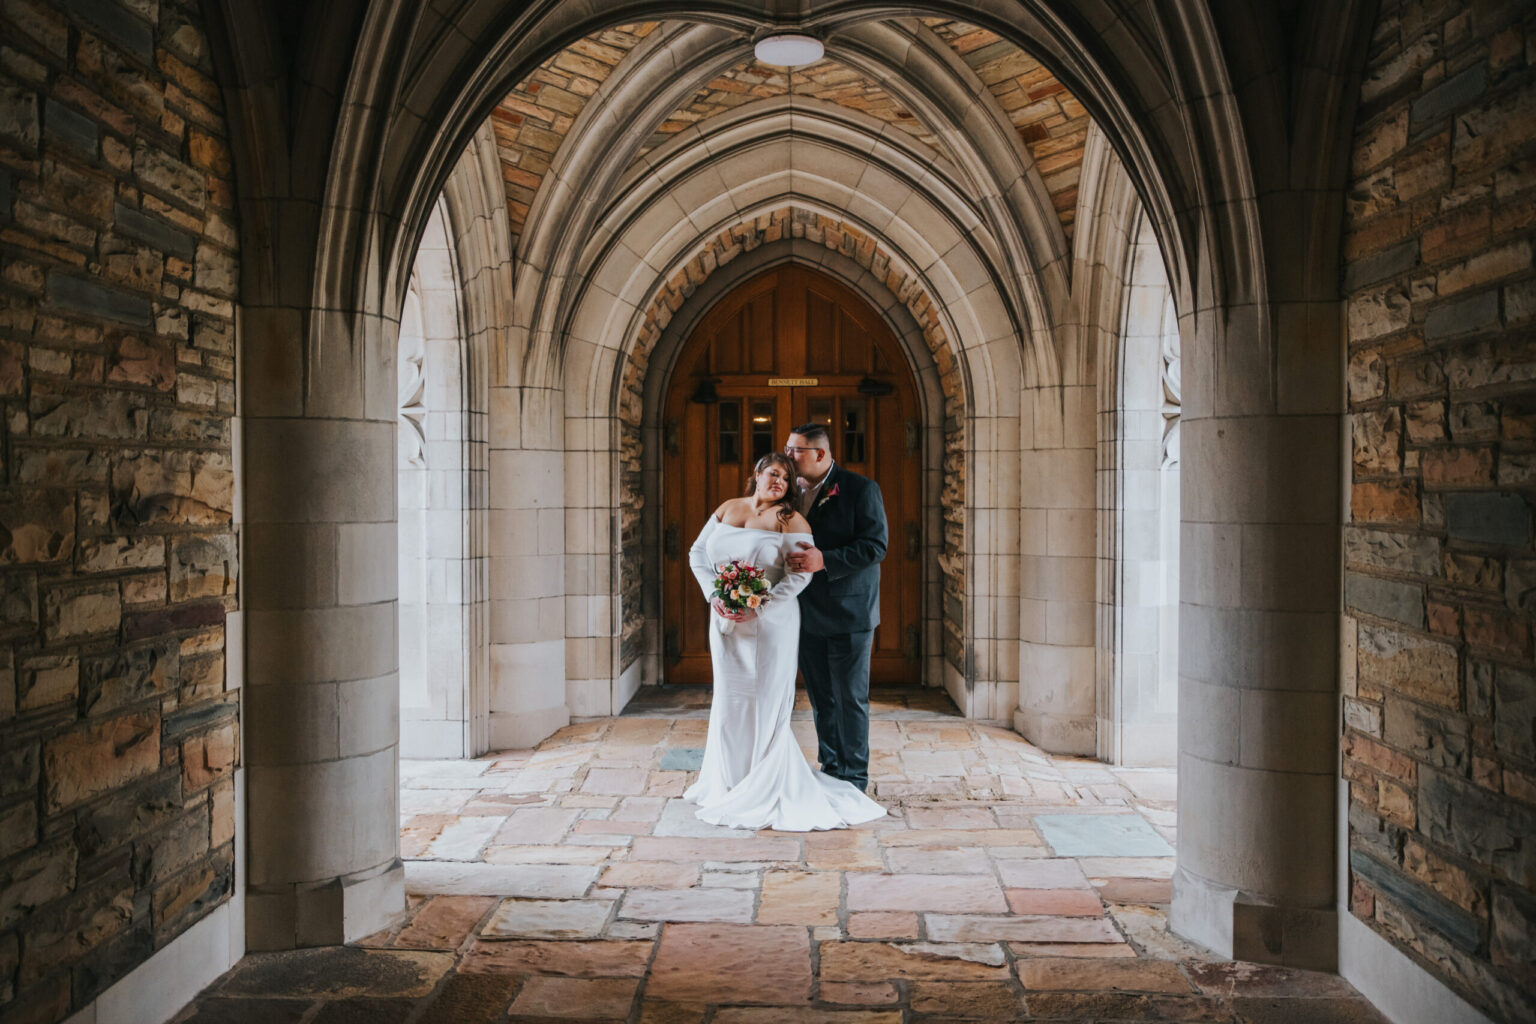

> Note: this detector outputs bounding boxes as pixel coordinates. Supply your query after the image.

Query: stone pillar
[1016,381,1098,753]
[487,381,569,748]
[1170,303,1341,968]
[241,304,404,948]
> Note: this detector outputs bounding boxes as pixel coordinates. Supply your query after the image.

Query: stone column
[487,381,569,748]
[1170,302,1341,968]
[241,303,404,948]
[1016,381,1098,753]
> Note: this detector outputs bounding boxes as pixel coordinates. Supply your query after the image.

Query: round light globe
[754,33,824,67]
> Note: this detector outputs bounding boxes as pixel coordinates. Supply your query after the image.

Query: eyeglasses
[783,446,823,457]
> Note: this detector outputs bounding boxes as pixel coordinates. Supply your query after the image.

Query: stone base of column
[1014,707,1095,756]
[1171,866,1337,970]
[246,860,405,951]
[489,704,569,750]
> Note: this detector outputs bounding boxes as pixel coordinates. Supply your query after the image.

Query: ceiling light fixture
[754,33,824,67]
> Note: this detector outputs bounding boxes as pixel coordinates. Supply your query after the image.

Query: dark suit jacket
[798,464,888,636]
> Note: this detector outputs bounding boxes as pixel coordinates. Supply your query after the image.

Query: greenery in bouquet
[713,559,770,612]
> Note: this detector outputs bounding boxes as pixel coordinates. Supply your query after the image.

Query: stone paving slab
[404,861,599,897]
[480,897,614,939]
[1035,811,1176,856]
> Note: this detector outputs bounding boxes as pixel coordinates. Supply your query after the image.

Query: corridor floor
[176,688,1385,1023]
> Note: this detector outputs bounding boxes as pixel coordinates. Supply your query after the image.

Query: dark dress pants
[798,628,874,791]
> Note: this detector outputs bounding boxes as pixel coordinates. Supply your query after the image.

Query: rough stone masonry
[1343,1,1536,1020]
[0,0,239,1020]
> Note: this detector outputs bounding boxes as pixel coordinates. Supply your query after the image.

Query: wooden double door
[662,266,922,685]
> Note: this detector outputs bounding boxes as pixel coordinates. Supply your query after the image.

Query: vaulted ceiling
[486,18,1092,255]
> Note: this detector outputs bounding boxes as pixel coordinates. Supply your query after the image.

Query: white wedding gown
[684,517,886,831]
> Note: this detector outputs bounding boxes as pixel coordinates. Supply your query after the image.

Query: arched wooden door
[662,266,922,685]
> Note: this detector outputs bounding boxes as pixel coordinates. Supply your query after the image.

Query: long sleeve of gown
[688,517,721,600]
[768,535,813,603]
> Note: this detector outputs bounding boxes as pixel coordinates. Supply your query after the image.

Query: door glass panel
[842,398,867,463]
[750,399,774,463]
[718,400,741,463]
[805,397,833,431]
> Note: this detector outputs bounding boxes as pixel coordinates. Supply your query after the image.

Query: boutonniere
[816,483,840,509]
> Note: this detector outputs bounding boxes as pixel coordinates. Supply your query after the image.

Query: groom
[783,423,888,792]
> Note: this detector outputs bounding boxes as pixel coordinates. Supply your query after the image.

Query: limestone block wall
[0,0,240,1019]
[1342,2,1536,1018]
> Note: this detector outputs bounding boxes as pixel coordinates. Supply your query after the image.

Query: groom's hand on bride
[787,542,824,573]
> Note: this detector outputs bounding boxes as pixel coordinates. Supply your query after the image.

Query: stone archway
[209,0,1376,973]
[617,206,967,705]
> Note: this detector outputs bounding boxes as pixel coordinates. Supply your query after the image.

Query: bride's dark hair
[745,452,801,523]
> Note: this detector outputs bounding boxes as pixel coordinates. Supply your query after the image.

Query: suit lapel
[808,464,842,525]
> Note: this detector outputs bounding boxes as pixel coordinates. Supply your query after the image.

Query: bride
[684,451,886,831]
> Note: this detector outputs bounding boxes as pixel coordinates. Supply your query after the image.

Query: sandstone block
[16,874,135,989]
[0,740,38,801]
[169,532,236,600]
[132,140,205,212]
[1490,885,1536,972]
[1356,624,1458,708]
[17,653,76,711]
[0,490,74,564]
[1347,286,1410,340]
[1402,838,1486,917]
[1419,768,1536,888]
[43,710,159,812]
[80,641,177,716]
[1350,408,1402,475]
[77,534,164,573]
[43,580,120,640]
[1383,695,1469,771]
[209,776,235,848]
[0,87,39,149]
[112,448,233,526]
[0,840,76,929]
[0,799,36,860]
[107,334,176,390]
[151,857,227,935]
[181,719,236,791]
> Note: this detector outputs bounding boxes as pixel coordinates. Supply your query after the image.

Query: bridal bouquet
[712,559,769,634]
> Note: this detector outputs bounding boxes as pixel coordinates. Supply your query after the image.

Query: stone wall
[0,0,238,1020]
[1343,1,1535,1018]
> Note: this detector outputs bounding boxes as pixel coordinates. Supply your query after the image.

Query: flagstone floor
[175,687,1386,1023]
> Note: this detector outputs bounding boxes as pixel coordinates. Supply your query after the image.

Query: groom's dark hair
[790,422,831,447]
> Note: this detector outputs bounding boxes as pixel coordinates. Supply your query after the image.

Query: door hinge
[906,521,920,560]
[664,626,681,665]
[664,419,680,456]
[664,522,679,559]
[904,624,920,662]
[905,417,919,454]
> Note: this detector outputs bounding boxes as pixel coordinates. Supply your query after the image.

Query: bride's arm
[687,516,722,600]
[768,536,814,602]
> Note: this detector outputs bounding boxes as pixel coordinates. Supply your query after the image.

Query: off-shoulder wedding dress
[684,516,886,831]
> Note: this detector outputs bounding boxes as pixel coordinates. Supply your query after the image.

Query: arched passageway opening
[658,264,926,686]
[214,0,1367,990]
